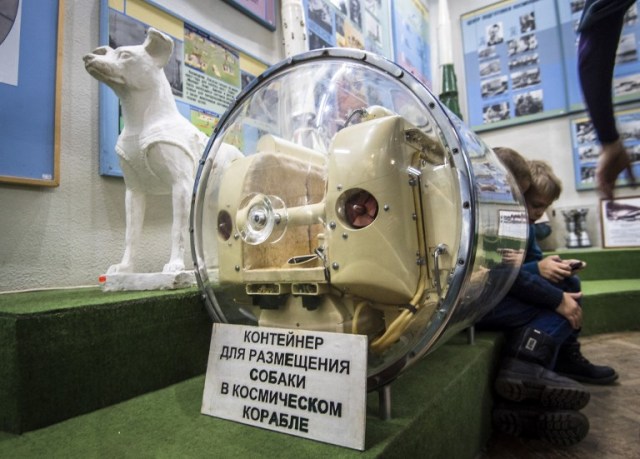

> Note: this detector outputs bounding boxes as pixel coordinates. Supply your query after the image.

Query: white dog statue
[84,28,218,284]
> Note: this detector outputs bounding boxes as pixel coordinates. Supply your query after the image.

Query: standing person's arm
[578,1,636,199]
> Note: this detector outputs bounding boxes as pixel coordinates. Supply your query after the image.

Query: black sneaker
[492,402,590,446]
[555,343,619,385]
[495,357,590,410]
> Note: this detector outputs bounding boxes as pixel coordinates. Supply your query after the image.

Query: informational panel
[0,0,62,186]
[558,1,640,111]
[301,0,432,88]
[99,0,269,176]
[390,0,433,88]
[202,323,368,450]
[461,0,568,132]
[302,0,393,61]
[600,195,640,248]
[570,105,640,191]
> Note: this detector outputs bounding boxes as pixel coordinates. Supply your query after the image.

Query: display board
[302,0,393,60]
[570,104,640,191]
[99,0,269,177]
[301,0,432,87]
[0,0,62,186]
[390,0,433,88]
[462,0,640,133]
[558,1,640,111]
[461,0,567,132]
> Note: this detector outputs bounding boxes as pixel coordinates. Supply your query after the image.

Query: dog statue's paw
[107,262,134,275]
[163,261,185,274]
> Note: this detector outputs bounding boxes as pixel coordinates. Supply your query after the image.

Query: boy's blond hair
[528,160,562,201]
[493,147,532,192]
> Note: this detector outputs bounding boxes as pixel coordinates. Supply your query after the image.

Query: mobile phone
[570,261,585,271]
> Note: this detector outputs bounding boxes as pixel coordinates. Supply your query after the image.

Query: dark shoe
[493,403,590,446]
[555,342,619,385]
[495,357,590,410]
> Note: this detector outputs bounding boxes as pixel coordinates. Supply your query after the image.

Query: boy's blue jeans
[477,276,581,367]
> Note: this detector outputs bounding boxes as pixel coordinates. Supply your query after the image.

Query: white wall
[0,0,632,292]
[0,0,281,292]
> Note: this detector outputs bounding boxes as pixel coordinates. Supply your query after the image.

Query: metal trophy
[562,209,580,248]
[576,208,592,248]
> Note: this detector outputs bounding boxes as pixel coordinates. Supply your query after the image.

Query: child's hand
[556,291,583,329]
[565,259,587,272]
[538,255,572,282]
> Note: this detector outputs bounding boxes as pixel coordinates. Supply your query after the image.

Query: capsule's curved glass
[190,49,527,390]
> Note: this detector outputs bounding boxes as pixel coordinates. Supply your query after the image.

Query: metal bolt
[384,204,390,211]
[329,221,337,230]
[342,233,348,239]
[235,265,240,271]
[332,262,340,270]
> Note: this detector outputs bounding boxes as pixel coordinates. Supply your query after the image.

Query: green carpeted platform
[0,333,502,458]
[553,248,640,281]
[0,288,209,434]
[0,248,638,457]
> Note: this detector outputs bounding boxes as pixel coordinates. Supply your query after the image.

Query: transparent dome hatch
[190,49,528,390]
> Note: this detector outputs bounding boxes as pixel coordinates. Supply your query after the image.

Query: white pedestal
[100,271,197,291]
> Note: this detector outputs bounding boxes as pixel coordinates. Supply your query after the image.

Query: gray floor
[481,332,640,459]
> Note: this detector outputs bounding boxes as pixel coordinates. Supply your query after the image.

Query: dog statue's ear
[144,28,174,68]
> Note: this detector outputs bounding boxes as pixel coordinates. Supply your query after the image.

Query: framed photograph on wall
[223,0,277,31]
[0,0,63,186]
[570,105,640,191]
[558,1,640,112]
[600,196,640,248]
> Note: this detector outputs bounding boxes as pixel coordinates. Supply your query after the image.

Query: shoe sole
[493,407,590,446]
[557,371,620,385]
[495,377,590,410]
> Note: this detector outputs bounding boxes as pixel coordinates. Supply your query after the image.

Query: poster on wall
[570,105,640,190]
[302,0,393,60]
[0,0,61,186]
[558,1,640,111]
[390,0,432,88]
[600,196,640,248]
[300,1,433,90]
[99,0,269,177]
[461,0,568,132]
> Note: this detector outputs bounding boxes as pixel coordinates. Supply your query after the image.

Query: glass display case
[190,48,528,390]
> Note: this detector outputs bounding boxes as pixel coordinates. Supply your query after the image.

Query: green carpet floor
[0,333,501,458]
[1,248,638,456]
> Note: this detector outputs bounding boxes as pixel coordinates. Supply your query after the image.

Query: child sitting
[477,149,616,445]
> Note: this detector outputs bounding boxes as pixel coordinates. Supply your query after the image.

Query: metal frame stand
[467,325,475,345]
[376,326,475,421]
[378,384,392,420]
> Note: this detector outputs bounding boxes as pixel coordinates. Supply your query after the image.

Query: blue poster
[302,0,394,60]
[0,0,60,185]
[391,0,432,88]
[559,1,640,111]
[461,0,568,131]
[570,105,640,191]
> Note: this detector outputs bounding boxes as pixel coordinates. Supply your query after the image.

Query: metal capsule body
[191,49,527,390]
